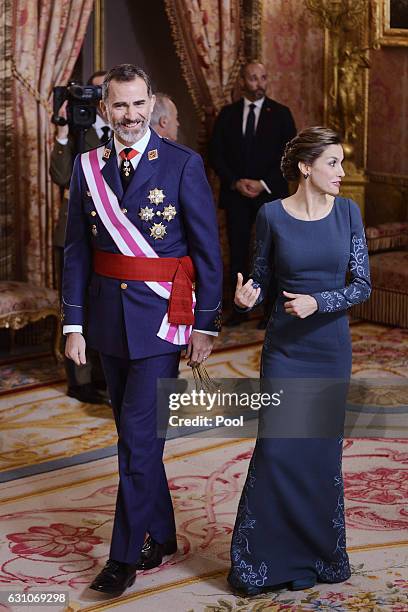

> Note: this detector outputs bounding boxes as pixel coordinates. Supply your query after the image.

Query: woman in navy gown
[228,127,371,595]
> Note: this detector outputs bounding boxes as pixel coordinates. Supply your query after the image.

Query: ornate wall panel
[367,47,408,175]
[262,0,324,129]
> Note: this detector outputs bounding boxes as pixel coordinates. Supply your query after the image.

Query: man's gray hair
[150,92,174,127]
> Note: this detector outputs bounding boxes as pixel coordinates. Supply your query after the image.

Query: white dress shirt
[241,97,271,194]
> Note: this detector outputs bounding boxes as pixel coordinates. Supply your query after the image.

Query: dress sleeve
[312,200,371,313]
[235,204,273,311]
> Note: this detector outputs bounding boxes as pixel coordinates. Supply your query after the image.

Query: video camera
[52,82,102,130]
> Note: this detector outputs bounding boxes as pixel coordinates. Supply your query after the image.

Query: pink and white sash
[81,147,194,345]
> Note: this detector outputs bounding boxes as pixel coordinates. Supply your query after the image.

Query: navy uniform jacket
[62,130,223,359]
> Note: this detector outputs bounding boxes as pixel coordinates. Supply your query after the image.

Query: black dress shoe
[89,559,137,595]
[135,535,177,570]
[67,383,105,405]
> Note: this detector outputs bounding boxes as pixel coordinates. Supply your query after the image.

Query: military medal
[123,160,131,177]
[148,149,158,161]
[148,188,166,205]
[162,204,177,222]
[150,223,167,240]
[139,206,155,221]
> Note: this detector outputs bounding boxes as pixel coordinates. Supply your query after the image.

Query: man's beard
[109,115,149,144]
[253,87,266,99]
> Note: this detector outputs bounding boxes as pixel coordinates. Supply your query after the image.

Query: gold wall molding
[305,0,375,214]
[374,0,408,47]
[93,0,104,71]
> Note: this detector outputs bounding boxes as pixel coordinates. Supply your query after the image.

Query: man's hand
[234,272,261,309]
[56,101,69,141]
[245,179,264,197]
[235,179,264,198]
[185,331,215,367]
[235,179,257,198]
[283,291,318,319]
[65,332,87,365]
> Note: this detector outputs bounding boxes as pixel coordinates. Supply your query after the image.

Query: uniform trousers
[100,351,180,564]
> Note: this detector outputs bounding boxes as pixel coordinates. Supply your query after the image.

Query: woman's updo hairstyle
[280,126,341,182]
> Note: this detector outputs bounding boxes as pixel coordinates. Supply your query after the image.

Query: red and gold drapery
[12,0,94,286]
[164,0,243,128]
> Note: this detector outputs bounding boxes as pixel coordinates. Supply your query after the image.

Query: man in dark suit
[50,71,110,404]
[62,64,223,595]
[209,62,296,327]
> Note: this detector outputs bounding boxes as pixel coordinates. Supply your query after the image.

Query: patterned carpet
[0,321,407,481]
[0,321,407,610]
[0,435,406,611]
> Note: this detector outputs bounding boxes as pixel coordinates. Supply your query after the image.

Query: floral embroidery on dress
[251,239,272,307]
[229,454,269,588]
[316,437,351,583]
[316,230,371,313]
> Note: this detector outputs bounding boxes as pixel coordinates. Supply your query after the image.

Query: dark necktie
[244,103,256,146]
[100,125,110,143]
[119,148,138,191]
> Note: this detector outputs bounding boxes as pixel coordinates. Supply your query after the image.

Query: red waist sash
[93,250,195,325]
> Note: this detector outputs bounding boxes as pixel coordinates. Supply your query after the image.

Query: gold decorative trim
[305,0,371,174]
[374,0,408,47]
[93,0,104,70]
[0,308,62,361]
[0,307,59,330]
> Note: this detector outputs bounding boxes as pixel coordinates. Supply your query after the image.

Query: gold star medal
[139,206,155,221]
[148,188,166,206]
[162,204,177,222]
[150,223,167,240]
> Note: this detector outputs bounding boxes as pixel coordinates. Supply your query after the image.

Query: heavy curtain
[0,0,13,280]
[164,0,243,128]
[12,0,94,286]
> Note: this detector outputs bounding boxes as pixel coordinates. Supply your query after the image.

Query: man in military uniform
[50,70,110,404]
[62,64,223,595]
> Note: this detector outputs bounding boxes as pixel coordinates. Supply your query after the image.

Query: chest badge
[139,206,155,221]
[148,149,158,161]
[150,222,167,240]
[162,204,177,222]
[148,188,166,206]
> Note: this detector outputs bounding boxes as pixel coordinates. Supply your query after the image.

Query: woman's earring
[302,172,309,179]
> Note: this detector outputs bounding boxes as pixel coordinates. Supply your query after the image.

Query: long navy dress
[228,197,371,593]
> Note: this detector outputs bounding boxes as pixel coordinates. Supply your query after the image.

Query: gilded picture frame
[375,0,408,46]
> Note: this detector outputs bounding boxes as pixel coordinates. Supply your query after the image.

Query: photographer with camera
[50,70,110,405]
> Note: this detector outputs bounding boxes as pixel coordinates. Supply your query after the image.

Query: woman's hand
[234,273,261,309]
[283,291,318,318]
